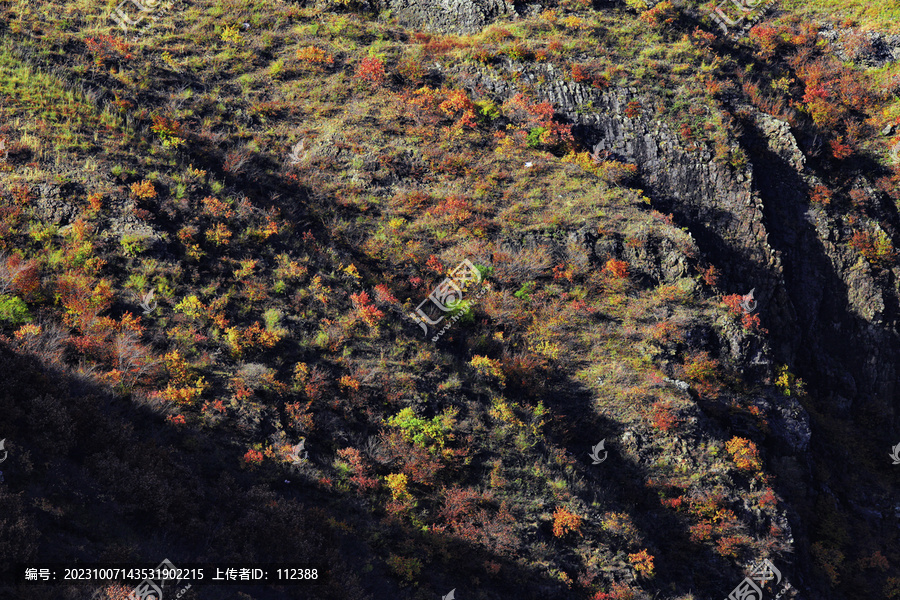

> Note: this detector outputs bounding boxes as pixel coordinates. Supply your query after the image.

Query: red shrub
[354,57,386,87]
[650,400,680,432]
[809,184,833,205]
[829,136,854,160]
[723,293,745,316]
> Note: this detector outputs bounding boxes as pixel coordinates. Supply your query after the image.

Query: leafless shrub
[491,244,553,285]
[11,321,68,365]
[0,252,30,295]
[112,331,160,388]
[223,149,253,175]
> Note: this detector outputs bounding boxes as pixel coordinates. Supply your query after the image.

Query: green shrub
[0,294,31,325]
[120,233,152,256]
[386,407,457,452]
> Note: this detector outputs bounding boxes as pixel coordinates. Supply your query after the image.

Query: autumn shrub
[809,184,833,205]
[159,350,207,406]
[380,430,445,485]
[225,321,281,357]
[593,583,638,600]
[296,45,334,69]
[243,447,265,466]
[552,506,582,538]
[600,512,638,539]
[386,554,422,583]
[627,549,655,578]
[639,0,677,27]
[716,535,748,558]
[812,541,844,587]
[570,63,609,88]
[501,94,573,151]
[681,351,721,393]
[689,520,713,542]
[151,115,185,148]
[650,400,680,432]
[349,291,385,328]
[129,180,157,200]
[850,230,896,266]
[84,35,132,67]
[336,447,380,493]
[725,436,762,472]
[603,258,629,279]
[469,355,506,385]
[774,364,805,396]
[829,136,854,160]
[749,24,782,58]
[562,151,637,185]
[354,56,386,87]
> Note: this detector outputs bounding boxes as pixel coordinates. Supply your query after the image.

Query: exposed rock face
[448,61,899,413]
[818,23,900,68]
[377,0,518,34]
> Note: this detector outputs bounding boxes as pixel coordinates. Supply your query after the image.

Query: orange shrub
[552,506,582,538]
[627,549,655,578]
[603,259,629,279]
[243,448,265,465]
[129,180,157,200]
[725,436,762,472]
[296,45,334,68]
[639,1,677,27]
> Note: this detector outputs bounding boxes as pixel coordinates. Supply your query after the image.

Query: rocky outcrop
[446,59,900,411]
[818,23,900,68]
[376,0,518,34]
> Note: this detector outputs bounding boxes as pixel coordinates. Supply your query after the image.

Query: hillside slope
[0,0,898,598]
